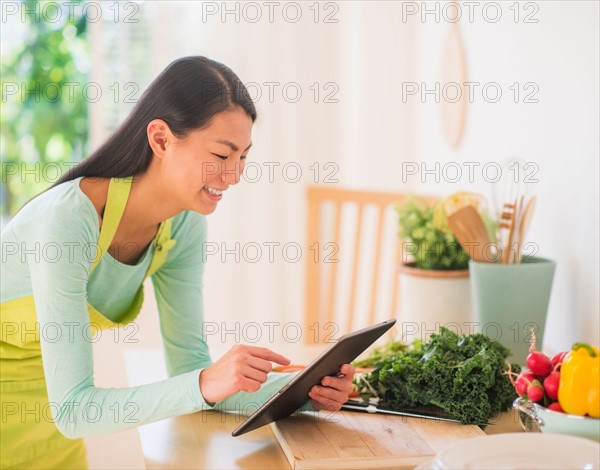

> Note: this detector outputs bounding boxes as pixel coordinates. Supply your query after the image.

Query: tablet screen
[231,319,396,436]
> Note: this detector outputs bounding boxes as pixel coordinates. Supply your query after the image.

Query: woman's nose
[220,161,242,185]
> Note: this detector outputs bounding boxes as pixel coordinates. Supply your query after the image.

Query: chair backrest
[304,185,436,343]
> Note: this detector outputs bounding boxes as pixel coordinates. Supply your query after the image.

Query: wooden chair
[304,186,436,344]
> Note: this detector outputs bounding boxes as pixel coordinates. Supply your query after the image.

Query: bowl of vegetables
[511,342,600,442]
[514,398,600,442]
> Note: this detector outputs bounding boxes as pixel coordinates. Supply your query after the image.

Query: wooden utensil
[491,159,535,235]
[499,201,517,264]
[516,196,537,263]
[509,195,524,264]
[447,205,492,262]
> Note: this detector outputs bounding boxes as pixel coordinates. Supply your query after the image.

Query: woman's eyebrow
[215,139,252,152]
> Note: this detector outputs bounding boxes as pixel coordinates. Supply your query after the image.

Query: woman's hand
[199,345,290,404]
[308,363,355,412]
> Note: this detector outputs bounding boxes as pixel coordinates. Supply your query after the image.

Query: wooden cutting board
[271,410,486,469]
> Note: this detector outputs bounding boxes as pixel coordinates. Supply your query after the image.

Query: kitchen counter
[125,348,523,469]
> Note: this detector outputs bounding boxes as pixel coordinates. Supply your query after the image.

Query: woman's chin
[193,200,219,215]
[199,207,217,215]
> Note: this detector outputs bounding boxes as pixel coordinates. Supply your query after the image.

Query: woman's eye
[212,153,228,160]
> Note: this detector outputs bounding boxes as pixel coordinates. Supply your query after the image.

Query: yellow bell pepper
[558,343,600,417]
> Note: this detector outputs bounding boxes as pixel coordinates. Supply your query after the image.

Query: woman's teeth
[205,187,223,196]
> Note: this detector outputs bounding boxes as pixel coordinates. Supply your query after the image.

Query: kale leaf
[355,327,520,425]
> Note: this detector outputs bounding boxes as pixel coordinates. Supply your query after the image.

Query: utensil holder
[469,256,556,364]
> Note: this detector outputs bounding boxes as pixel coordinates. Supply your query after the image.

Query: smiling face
[154,107,253,215]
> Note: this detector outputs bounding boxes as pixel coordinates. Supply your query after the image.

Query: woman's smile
[203,186,224,201]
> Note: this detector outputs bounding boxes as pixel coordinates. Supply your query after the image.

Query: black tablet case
[231,319,396,436]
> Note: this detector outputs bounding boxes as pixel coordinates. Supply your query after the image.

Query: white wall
[90,1,598,357]
[407,1,600,351]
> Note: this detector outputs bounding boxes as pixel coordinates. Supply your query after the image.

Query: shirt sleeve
[25,208,214,440]
[150,211,213,377]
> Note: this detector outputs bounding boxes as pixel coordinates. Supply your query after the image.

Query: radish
[543,372,560,400]
[527,380,544,403]
[515,372,536,396]
[526,331,552,377]
[550,351,567,369]
[547,402,564,413]
[526,350,552,376]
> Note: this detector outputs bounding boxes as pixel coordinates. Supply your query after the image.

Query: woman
[0,56,355,469]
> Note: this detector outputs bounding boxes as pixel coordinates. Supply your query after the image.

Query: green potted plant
[397,196,470,270]
[396,194,478,343]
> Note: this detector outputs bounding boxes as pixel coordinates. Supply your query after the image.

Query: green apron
[0,176,177,469]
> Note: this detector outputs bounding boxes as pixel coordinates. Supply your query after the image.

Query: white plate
[431,433,600,469]
[413,460,438,470]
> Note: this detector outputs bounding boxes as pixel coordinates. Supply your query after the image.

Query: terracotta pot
[398,262,473,343]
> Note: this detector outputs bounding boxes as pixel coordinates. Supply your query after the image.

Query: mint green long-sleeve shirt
[0,177,304,439]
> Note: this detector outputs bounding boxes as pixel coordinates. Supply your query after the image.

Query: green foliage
[1,0,89,218]
[354,327,520,425]
[353,339,408,368]
[396,196,469,270]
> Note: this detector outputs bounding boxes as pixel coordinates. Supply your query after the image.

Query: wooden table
[138,411,520,469]
[135,407,522,469]
[125,349,523,469]
[137,411,290,469]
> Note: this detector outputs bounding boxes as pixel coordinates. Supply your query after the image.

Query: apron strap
[90,176,132,274]
[89,176,177,276]
[147,218,177,277]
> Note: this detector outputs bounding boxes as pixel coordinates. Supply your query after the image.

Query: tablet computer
[231,319,396,436]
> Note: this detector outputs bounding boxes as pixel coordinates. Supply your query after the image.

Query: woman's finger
[321,375,354,393]
[246,346,290,366]
[340,363,356,376]
[241,364,269,384]
[309,385,348,404]
[237,376,263,394]
[309,395,342,412]
[245,355,276,374]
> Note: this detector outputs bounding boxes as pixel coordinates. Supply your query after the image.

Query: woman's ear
[147,119,174,158]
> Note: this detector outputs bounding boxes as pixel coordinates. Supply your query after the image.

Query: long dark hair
[51,55,256,187]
